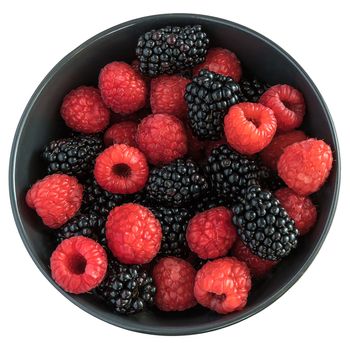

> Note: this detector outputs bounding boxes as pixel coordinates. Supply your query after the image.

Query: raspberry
[103,121,138,147]
[260,130,307,170]
[259,84,306,131]
[193,47,242,82]
[94,144,149,194]
[232,238,277,278]
[186,207,237,259]
[224,102,277,155]
[26,174,83,229]
[99,62,147,115]
[60,86,110,134]
[135,114,188,165]
[150,75,190,121]
[50,236,107,294]
[275,187,317,235]
[194,257,251,314]
[277,139,333,195]
[106,203,162,264]
[153,257,197,311]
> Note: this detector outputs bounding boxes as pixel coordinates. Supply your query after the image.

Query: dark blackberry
[149,206,192,258]
[82,177,131,218]
[146,158,209,207]
[238,78,270,102]
[43,135,103,177]
[55,212,100,243]
[205,144,259,200]
[136,25,209,77]
[185,70,241,140]
[96,261,156,314]
[257,165,285,191]
[192,191,228,213]
[232,185,299,260]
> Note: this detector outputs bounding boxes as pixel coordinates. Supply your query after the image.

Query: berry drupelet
[96,260,156,314]
[146,158,209,207]
[205,144,260,200]
[232,185,299,260]
[185,70,241,140]
[136,25,209,77]
[238,77,269,102]
[43,135,103,177]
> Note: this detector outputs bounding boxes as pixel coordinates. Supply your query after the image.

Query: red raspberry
[99,61,147,115]
[259,84,306,131]
[136,113,188,165]
[103,121,138,147]
[153,257,197,311]
[50,236,107,294]
[224,102,277,155]
[275,187,317,235]
[194,257,251,314]
[193,47,242,81]
[150,75,190,121]
[232,238,277,278]
[277,138,333,195]
[26,174,83,229]
[106,203,162,264]
[94,144,149,194]
[60,86,110,134]
[260,130,307,170]
[186,207,237,259]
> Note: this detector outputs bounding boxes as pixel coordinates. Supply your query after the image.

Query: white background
[1,0,349,349]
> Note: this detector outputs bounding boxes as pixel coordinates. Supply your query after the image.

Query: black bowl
[9,14,340,335]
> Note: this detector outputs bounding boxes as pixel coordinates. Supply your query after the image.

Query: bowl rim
[9,13,341,336]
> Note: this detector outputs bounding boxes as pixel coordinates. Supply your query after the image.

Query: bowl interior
[10,14,339,335]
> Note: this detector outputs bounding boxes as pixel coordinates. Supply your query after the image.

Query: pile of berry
[26,25,333,315]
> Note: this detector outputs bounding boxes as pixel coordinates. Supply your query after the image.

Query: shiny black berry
[238,77,270,102]
[136,25,209,77]
[43,135,103,177]
[232,185,299,260]
[185,70,240,140]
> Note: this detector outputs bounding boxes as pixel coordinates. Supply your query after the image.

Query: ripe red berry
[106,203,162,264]
[26,174,83,229]
[103,121,138,147]
[260,130,307,170]
[153,257,197,311]
[99,61,147,115]
[275,187,317,235]
[60,86,110,133]
[193,47,242,82]
[277,138,333,195]
[150,75,190,121]
[50,236,107,294]
[224,102,277,155]
[94,144,149,194]
[136,113,188,165]
[232,238,277,278]
[186,207,237,259]
[259,84,305,131]
[194,257,251,314]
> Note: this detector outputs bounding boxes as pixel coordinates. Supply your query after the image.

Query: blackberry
[136,25,209,77]
[205,145,259,200]
[96,261,156,314]
[192,191,227,213]
[232,185,299,260]
[146,158,209,207]
[43,135,103,177]
[185,70,241,140]
[257,165,285,191]
[55,212,100,244]
[238,78,269,102]
[82,177,131,218]
[149,206,192,258]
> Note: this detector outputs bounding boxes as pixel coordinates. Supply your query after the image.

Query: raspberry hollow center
[245,115,261,128]
[281,100,296,112]
[209,292,226,302]
[68,253,87,275]
[113,163,132,177]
